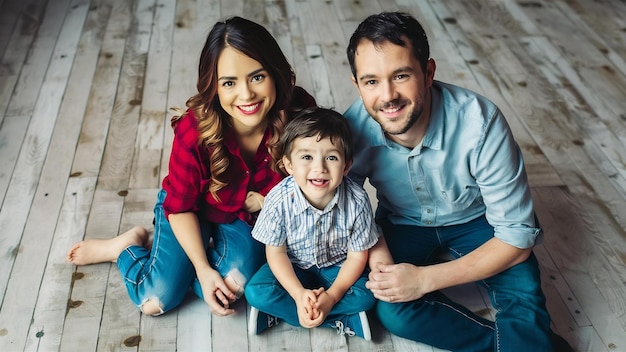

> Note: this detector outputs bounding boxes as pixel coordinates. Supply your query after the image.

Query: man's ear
[282,155,294,175]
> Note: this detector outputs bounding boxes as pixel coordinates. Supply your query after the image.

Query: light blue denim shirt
[344,81,541,249]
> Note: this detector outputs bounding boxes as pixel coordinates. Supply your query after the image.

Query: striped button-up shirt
[252,176,380,269]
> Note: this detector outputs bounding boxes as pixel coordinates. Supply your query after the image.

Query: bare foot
[67,226,150,265]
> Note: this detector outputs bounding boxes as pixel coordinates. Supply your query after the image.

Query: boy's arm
[324,249,368,305]
[266,244,321,327]
[368,236,394,272]
[266,244,304,298]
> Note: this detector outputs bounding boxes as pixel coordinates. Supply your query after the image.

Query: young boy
[245,107,380,340]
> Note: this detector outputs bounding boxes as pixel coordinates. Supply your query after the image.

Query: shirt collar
[291,177,343,215]
[223,125,271,156]
[423,81,444,151]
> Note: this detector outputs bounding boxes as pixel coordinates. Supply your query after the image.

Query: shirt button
[426,209,431,213]
[416,187,422,191]
[426,221,432,225]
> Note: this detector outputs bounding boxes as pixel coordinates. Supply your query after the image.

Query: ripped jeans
[116,189,265,314]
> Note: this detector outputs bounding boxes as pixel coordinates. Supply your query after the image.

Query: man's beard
[377,100,423,135]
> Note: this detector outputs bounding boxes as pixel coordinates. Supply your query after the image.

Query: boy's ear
[282,155,294,175]
[343,160,353,176]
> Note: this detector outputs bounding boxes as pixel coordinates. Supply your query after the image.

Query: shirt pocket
[431,169,480,210]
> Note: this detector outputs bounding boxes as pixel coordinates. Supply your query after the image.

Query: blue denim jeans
[246,262,376,328]
[116,189,265,314]
[377,215,552,352]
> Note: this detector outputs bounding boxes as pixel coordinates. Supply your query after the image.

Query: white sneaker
[333,311,371,341]
[248,306,260,335]
[248,306,279,335]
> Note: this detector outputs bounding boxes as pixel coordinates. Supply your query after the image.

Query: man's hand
[366,263,428,302]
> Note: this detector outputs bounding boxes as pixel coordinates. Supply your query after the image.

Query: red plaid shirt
[161,110,281,225]
[162,87,315,225]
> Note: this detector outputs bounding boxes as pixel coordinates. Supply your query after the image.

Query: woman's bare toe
[67,226,149,265]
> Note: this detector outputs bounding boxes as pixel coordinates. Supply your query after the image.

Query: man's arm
[367,237,531,302]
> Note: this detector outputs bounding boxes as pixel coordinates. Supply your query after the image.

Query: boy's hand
[296,288,324,328]
[312,289,336,321]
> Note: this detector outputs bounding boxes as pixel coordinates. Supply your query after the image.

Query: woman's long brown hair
[172,16,296,201]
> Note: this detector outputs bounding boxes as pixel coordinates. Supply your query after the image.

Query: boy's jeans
[377,215,553,352]
[246,263,376,328]
[116,189,265,314]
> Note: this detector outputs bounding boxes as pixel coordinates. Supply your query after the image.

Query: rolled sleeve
[474,109,541,249]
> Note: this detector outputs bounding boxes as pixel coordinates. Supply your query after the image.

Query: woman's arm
[168,212,235,316]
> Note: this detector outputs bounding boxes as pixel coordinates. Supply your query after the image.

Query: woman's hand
[197,266,237,316]
[244,191,264,213]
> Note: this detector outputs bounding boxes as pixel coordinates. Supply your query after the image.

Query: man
[344,11,568,351]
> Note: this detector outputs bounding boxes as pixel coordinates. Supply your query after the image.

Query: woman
[66,16,315,317]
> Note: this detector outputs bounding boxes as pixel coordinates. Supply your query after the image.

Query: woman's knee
[140,297,165,316]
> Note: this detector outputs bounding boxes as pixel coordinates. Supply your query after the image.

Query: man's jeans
[246,263,376,328]
[116,189,265,314]
[377,215,553,352]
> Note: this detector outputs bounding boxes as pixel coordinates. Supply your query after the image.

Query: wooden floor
[1,0,625,351]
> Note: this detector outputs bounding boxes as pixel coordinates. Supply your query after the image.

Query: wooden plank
[305,45,333,108]
[551,0,626,78]
[533,187,626,350]
[158,0,220,184]
[71,0,131,178]
[220,0,243,19]
[0,0,90,345]
[61,189,124,352]
[97,0,155,191]
[520,35,626,199]
[97,188,156,352]
[0,115,28,206]
[161,1,219,348]
[138,312,178,352]
[176,294,212,352]
[558,0,626,65]
[129,0,176,189]
[293,0,358,111]
[247,302,313,352]
[19,1,112,350]
[23,177,96,352]
[333,0,380,23]
[505,0,626,142]
[282,0,314,98]
[389,335,440,352]
[211,298,248,351]
[418,0,565,188]
[311,327,348,352]
[0,0,47,124]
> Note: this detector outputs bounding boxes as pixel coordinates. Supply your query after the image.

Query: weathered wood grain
[0,1,625,351]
